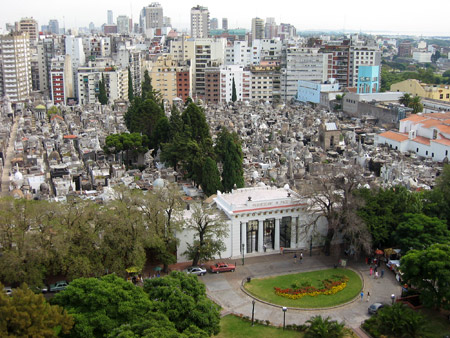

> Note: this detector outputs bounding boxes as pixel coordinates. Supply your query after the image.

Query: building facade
[0,32,32,102]
[50,55,73,105]
[191,5,210,39]
[391,79,450,103]
[375,112,450,162]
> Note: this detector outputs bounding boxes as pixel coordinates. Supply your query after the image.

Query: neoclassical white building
[176,185,329,262]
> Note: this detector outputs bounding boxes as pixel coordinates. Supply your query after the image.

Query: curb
[239,266,365,311]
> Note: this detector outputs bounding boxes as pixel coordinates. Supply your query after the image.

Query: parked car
[368,302,385,315]
[184,266,207,276]
[3,287,13,296]
[210,262,236,274]
[49,281,68,292]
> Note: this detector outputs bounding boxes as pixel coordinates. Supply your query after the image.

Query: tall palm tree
[305,315,347,338]
[399,93,412,107]
[409,95,423,114]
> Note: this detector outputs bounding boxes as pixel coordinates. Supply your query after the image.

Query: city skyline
[1,0,449,36]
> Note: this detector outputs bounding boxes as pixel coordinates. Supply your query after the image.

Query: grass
[244,268,362,308]
[214,315,303,338]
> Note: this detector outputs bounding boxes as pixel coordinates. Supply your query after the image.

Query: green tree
[143,271,220,336]
[141,70,160,102]
[0,283,73,337]
[357,186,422,248]
[201,157,222,196]
[139,184,183,272]
[409,95,423,113]
[401,243,450,310]
[183,204,227,266]
[363,303,430,337]
[393,213,450,254]
[399,93,412,107]
[231,77,237,102]
[305,315,347,338]
[215,128,244,192]
[98,74,108,105]
[103,132,149,166]
[124,98,165,149]
[51,274,154,338]
[128,68,134,101]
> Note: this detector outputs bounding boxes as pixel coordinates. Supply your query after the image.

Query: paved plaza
[200,251,401,332]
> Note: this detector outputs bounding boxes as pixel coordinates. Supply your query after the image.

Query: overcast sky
[1,0,449,36]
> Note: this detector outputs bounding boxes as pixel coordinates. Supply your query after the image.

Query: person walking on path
[360,291,364,301]
[294,253,297,264]
[381,269,385,278]
[375,271,379,279]
[370,267,373,276]
[367,291,371,302]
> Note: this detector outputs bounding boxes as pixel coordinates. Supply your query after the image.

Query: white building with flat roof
[209,186,327,259]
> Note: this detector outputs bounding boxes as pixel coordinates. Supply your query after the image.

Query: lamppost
[242,243,245,265]
[282,307,287,329]
[391,294,395,305]
[309,235,313,257]
[251,300,256,326]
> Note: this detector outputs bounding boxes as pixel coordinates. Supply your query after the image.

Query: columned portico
[274,218,280,250]
[257,219,264,252]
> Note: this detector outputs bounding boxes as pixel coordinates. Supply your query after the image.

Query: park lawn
[244,268,362,308]
[215,315,303,338]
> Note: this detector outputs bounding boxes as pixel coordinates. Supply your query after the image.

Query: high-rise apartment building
[50,55,73,105]
[0,32,32,102]
[222,18,228,30]
[210,18,218,30]
[65,35,86,100]
[191,5,210,39]
[48,20,59,35]
[117,16,130,35]
[107,10,113,25]
[18,17,39,45]
[140,2,163,33]
[251,18,265,41]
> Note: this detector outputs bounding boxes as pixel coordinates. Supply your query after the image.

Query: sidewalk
[199,252,402,330]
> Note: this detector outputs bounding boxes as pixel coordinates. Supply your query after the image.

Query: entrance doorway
[263,219,275,250]
[280,216,291,248]
[247,220,258,253]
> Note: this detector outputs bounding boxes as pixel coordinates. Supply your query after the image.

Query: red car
[210,262,236,273]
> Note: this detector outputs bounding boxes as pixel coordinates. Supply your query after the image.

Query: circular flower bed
[274,275,349,299]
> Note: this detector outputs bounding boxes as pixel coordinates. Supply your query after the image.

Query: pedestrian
[365,257,369,265]
[381,269,385,278]
[360,291,364,300]
[263,244,267,252]
[300,252,303,263]
[294,253,297,263]
[370,267,373,276]
[374,266,378,273]
[367,291,371,302]
[375,271,379,279]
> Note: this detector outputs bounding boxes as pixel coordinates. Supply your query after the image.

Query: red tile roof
[412,136,430,145]
[378,131,409,142]
[436,124,450,135]
[63,135,77,139]
[433,137,450,146]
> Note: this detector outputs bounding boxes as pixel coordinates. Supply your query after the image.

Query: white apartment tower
[107,10,113,25]
[18,18,39,45]
[65,36,86,100]
[0,32,32,102]
[251,18,265,41]
[117,16,130,35]
[191,5,210,39]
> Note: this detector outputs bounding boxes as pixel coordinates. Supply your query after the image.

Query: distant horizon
[1,0,449,38]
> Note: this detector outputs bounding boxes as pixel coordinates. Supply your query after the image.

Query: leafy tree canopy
[51,274,154,338]
[143,271,220,336]
[401,243,450,310]
[0,283,73,337]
